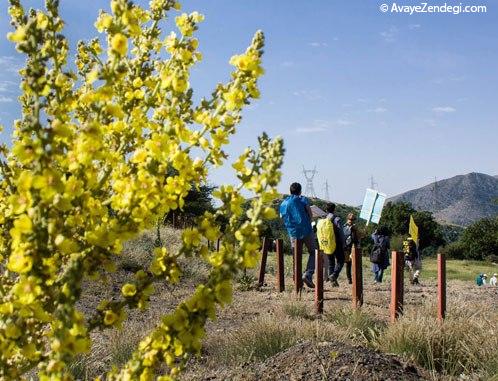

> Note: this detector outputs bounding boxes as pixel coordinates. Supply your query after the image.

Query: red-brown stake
[276,239,285,292]
[390,251,404,323]
[351,245,363,308]
[294,239,303,295]
[315,249,324,314]
[437,252,446,321]
[258,237,269,287]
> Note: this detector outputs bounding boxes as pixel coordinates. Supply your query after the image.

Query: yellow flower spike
[1,0,285,378]
[111,33,128,56]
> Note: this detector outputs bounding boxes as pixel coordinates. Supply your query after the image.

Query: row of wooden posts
[257,237,447,323]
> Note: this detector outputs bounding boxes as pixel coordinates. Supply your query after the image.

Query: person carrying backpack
[403,237,421,285]
[317,203,346,287]
[370,226,390,283]
[279,182,316,288]
[343,213,360,285]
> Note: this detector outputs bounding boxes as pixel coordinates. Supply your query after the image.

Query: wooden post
[294,239,303,295]
[323,254,330,280]
[258,238,269,287]
[351,245,363,308]
[276,239,285,292]
[390,251,404,323]
[438,252,446,321]
[315,249,324,314]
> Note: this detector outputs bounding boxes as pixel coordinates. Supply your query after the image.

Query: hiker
[322,203,346,287]
[343,213,360,284]
[403,237,421,285]
[490,273,497,286]
[279,182,316,288]
[370,226,390,283]
[475,273,486,286]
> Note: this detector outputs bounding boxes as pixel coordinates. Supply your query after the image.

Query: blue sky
[1,1,497,205]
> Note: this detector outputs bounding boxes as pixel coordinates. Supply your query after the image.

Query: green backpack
[316,218,336,255]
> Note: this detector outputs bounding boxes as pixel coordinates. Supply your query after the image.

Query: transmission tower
[432,176,439,211]
[302,166,318,198]
[324,180,331,201]
[369,175,378,190]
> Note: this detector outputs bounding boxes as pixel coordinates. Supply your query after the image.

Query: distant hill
[388,173,498,226]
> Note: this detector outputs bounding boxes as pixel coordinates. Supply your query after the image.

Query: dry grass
[326,307,386,344]
[69,319,146,379]
[200,314,341,368]
[375,301,498,379]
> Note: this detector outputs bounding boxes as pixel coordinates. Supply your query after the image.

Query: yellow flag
[409,215,419,243]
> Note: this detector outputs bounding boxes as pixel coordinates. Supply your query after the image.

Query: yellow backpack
[316,218,336,255]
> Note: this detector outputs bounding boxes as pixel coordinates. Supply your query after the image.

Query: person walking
[489,273,497,286]
[279,182,316,288]
[343,213,360,284]
[323,203,346,287]
[403,237,421,284]
[370,226,390,283]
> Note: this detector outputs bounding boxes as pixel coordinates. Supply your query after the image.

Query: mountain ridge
[388,172,498,226]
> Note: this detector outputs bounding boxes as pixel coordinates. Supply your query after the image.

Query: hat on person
[483,274,488,278]
[493,273,497,277]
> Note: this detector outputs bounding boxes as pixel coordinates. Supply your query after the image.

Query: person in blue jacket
[371,226,390,283]
[279,182,316,288]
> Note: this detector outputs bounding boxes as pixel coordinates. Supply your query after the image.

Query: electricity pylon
[302,166,318,198]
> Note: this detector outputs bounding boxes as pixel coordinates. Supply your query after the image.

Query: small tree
[459,217,498,260]
[381,201,445,250]
[0,0,284,379]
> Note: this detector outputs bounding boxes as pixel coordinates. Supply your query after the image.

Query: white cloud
[369,107,388,113]
[408,24,421,30]
[0,80,17,93]
[308,42,328,48]
[0,96,14,102]
[425,119,437,127]
[432,106,456,113]
[335,118,354,126]
[0,56,22,73]
[295,126,327,133]
[432,76,465,85]
[280,61,294,68]
[292,90,323,101]
[380,26,398,42]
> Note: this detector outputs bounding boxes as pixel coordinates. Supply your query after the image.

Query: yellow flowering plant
[0,0,284,379]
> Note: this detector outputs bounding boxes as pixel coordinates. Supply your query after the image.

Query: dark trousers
[290,234,316,278]
[345,261,352,282]
[328,248,345,280]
